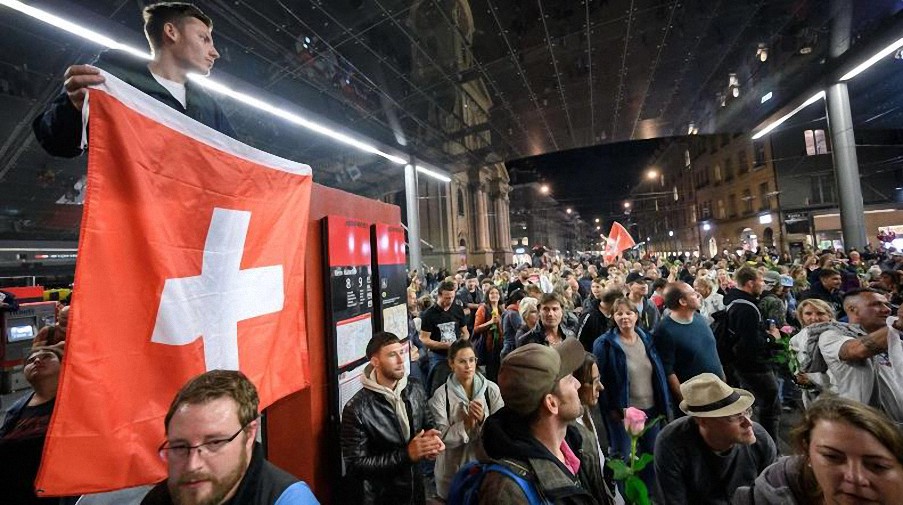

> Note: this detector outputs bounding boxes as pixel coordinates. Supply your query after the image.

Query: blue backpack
[447,460,548,504]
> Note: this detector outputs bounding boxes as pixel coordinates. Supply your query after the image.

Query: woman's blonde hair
[795,298,835,325]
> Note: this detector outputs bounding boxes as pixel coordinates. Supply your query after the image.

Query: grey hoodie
[732,456,807,505]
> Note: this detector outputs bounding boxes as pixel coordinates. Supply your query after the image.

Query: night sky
[506,137,666,227]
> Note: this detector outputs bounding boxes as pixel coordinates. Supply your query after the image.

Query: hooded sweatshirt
[361,366,410,441]
[428,372,504,498]
[477,408,613,504]
[732,456,808,505]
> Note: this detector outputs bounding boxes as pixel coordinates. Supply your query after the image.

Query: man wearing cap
[458,274,484,335]
[625,272,659,332]
[653,373,777,505]
[478,338,615,504]
[757,271,788,327]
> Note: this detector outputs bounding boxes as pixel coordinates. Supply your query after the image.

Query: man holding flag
[29,1,314,499]
[33,2,235,157]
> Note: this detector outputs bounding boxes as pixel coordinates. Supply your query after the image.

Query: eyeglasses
[158,417,257,461]
[723,408,753,424]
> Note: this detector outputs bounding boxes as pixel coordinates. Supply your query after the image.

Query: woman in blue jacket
[592,297,671,492]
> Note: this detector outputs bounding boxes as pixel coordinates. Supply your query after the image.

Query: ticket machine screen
[7,325,35,343]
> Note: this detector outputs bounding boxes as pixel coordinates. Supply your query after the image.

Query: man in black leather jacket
[341,331,443,505]
[32,2,236,158]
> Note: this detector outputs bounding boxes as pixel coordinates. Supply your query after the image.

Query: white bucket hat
[679,373,755,417]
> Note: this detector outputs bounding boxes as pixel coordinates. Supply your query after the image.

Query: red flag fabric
[36,71,312,496]
[603,221,636,263]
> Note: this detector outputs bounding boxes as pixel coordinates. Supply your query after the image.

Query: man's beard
[169,448,248,505]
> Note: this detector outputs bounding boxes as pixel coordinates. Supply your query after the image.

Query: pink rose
[623,407,647,436]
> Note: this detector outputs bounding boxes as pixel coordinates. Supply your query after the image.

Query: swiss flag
[36,72,312,496]
[603,221,636,264]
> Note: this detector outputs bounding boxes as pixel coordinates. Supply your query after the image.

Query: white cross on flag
[37,71,312,496]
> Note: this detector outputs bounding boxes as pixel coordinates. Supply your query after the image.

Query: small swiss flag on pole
[36,71,313,496]
[603,221,636,264]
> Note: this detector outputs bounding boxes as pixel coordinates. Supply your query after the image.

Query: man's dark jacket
[340,376,435,505]
[33,50,236,158]
[140,444,312,504]
[477,407,614,504]
[798,283,845,320]
[722,288,771,373]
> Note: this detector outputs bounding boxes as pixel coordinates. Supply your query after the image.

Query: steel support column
[826,0,866,250]
[826,83,866,250]
[404,163,422,272]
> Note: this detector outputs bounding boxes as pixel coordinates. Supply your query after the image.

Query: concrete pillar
[404,163,422,272]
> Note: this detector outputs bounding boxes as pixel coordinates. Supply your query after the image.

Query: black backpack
[710,299,760,365]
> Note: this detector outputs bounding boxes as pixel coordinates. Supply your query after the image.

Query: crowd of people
[4,0,903,502]
[383,245,903,504]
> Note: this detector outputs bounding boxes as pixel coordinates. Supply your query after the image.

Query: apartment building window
[754,141,766,166]
[728,194,738,217]
[742,189,753,214]
[738,149,749,174]
[457,188,465,216]
[759,182,770,210]
[804,129,830,156]
[724,157,733,181]
[700,201,712,219]
[810,174,837,205]
[717,199,726,219]
[721,133,729,147]
[714,164,722,182]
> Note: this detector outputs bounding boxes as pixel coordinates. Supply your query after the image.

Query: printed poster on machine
[322,216,373,422]
[371,223,409,373]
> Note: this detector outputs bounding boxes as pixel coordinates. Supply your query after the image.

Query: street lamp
[646,169,658,180]
[595,218,600,223]
[539,184,550,194]
[623,202,631,209]
[668,230,674,237]
[566,207,572,214]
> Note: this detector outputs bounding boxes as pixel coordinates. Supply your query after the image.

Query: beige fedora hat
[679,373,755,417]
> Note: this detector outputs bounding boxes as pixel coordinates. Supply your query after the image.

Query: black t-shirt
[0,398,56,504]
[420,303,467,357]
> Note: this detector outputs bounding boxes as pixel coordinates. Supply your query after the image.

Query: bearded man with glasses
[142,370,318,505]
[653,373,777,505]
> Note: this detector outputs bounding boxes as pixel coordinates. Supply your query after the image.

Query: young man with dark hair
[144,370,318,504]
[33,2,235,157]
[799,267,845,319]
[576,287,616,351]
[722,265,782,443]
[421,280,470,388]
[341,332,442,504]
[0,347,66,505]
[625,272,659,332]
